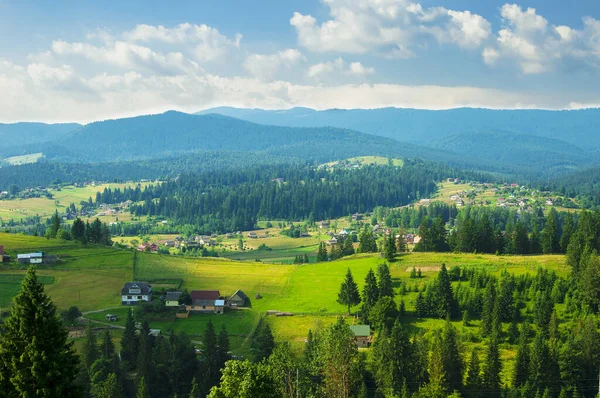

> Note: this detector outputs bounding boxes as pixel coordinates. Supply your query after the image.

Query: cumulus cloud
[123,23,242,62]
[483,3,600,74]
[244,49,306,80]
[308,58,374,78]
[51,39,201,75]
[290,0,490,57]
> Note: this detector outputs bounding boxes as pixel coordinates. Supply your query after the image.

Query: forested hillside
[0,122,80,153]
[97,161,483,233]
[199,107,600,148]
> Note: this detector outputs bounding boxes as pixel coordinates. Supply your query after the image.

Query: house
[137,243,159,252]
[247,232,258,239]
[272,177,285,184]
[403,234,415,244]
[338,229,349,237]
[17,252,44,264]
[229,289,248,307]
[326,237,338,246]
[165,241,176,248]
[187,290,224,314]
[318,221,330,229]
[455,198,464,207]
[165,292,182,307]
[148,329,161,337]
[351,213,363,221]
[121,282,152,305]
[349,325,372,348]
[546,199,554,206]
[413,235,422,244]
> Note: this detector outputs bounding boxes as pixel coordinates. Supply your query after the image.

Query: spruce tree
[337,268,361,314]
[91,372,123,398]
[465,347,481,394]
[440,319,463,393]
[189,377,201,398]
[435,263,456,319]
[343,235,355,256]
[218,325,230,369]
[0,266,80,397]
[317,242,328,262]
[482,336,502,397]
[252,322,275,362]
[136,376,150,398]
[481,281,497,337]
[120,308,138,370]
[541,209,560,254]
[201,319,220,391]
[384,232,396,262]
[513,323,530,389]
[82,322,99,370]
[361,268,379,322]
[377,263,395,298]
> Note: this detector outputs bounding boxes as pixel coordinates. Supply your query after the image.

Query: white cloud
[308,58,374,78]
[484,3,600,74]
[244,49,306,80]
[290,0,490,57]
[0,58,557,123]
[123,23,242,62]
[51,39,201,75]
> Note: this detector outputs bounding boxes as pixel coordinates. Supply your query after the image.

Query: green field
[3,153,44,165]
[0,233,570,360]
[0,182,153,221]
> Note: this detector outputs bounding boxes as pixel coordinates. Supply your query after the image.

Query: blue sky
[1,0,600,122]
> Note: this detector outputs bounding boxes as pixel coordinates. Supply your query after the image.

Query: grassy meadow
[0,182,153,221]
[0,232,571,368]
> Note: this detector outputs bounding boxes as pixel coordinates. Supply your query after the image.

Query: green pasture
[3,153,43,165]
[0,232,572,363]
[0,182,154,221]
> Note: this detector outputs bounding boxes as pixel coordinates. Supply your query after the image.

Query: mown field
[0,182,154,221]
[0,232,570,370]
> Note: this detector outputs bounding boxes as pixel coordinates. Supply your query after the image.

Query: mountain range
[1,107,600,179]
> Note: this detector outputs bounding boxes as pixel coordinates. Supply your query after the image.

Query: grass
[0,232,571,362]
[0,182,154,221]
[3,153,43,165]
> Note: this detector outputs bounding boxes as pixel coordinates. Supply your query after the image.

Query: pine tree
[137,321,153,384]
[136,376,150,398]
[201,319,220,391]
[481,281,497,337]
[361,268,379,322]
[541,209,560,254]
[435,263,456,319]
[513,323,530,389]
[560,212,574,253]
[71,217,86,242]
[252,323,275,362]
[465,348,481,395]
[0,266,80,397]
[384,232,396,262]
[482,336,502,397]
[529,333,553,393]
[337,268,361,314]
[189,377,201,398]
[82,322,99,370]
[218,325,230,369]
[343,235,355,256]
[91,373,123,398]
[440,319,463,392]
[377,263,395,298]
[317,242,328,262]
[120,308,138,371]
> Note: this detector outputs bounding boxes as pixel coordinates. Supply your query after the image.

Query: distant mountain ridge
[197,106,600,149]
[0,122,81,154]
[31,111,473,167]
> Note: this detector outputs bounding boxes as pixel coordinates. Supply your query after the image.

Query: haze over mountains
[1,107,600,179]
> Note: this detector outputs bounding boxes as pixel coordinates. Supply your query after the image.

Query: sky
[1,0,600,123]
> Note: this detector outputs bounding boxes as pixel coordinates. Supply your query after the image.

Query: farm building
[247,232,258,239]
[187,290,224,314]
[121,282,153,305]
[105,314,118,322]
[0,245,10,263]
[17,252,44,264]
[349,325,372,348]
[165,291,182,307]
[228,289,248,307]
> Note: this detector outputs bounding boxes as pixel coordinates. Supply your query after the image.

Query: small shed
[105,314,118,322]
[349,325,372,348]
[165,291,182,307]
[229,289,248,307]
[255,293,262,300]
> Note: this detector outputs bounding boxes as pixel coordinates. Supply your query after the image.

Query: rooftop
[349,325,371,337]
